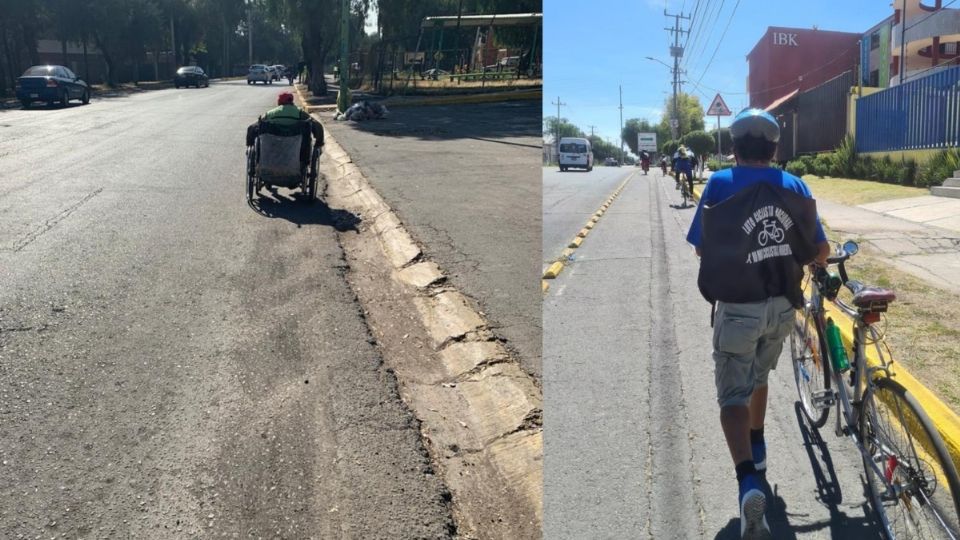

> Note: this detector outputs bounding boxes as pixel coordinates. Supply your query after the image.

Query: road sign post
[706,93,732,162]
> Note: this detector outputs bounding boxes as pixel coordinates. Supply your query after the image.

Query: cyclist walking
[685,109,830,539]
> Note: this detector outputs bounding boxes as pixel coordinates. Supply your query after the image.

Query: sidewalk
[816,197,960,294]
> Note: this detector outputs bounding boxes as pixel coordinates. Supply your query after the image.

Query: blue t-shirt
[686,166,827,248]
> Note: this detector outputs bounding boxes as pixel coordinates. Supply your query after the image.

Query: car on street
[604,157,620,167]
[558,137,594,172]
[15,65,90,108]
[270,65,286,80]
[174,66,209,88]
[247,64,272,84]
[422,68,449,80]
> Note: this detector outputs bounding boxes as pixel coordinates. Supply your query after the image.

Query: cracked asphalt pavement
[543,168,885,539]
[0,81,453,538]
[322,101,542,378]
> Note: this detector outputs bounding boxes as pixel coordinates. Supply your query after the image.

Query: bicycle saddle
[847,280,896,308]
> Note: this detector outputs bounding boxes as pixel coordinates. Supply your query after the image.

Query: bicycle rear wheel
[790,308,831,428]
[860,376,960,539]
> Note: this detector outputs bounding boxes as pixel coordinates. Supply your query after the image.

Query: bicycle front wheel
[790,308,831,428]
[861,376,960,539]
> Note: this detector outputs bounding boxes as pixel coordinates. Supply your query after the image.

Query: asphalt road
[543,169,884,539]
[542,165,638,270]
[322,101,542,377]
[0,80,453,537]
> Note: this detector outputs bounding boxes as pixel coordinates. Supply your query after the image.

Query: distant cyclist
[686,108,829,539]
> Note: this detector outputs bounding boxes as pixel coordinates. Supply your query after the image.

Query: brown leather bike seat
[849,281,896,308]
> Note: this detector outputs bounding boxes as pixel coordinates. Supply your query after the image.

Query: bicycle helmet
[277,92,294,105]
[729,108,779,143]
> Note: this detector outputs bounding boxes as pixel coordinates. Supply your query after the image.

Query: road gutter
[304,87,541,537]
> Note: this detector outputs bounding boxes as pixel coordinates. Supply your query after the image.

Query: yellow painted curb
[821,299,960,468]
[576,228,589,238]
[568,237,583,248]
[543,261,564,279]
[541,280,549,293]
[561,247,575,258]
[584,222,594,230]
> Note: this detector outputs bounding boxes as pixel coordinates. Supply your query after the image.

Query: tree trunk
[152,46,159,80]
[61,37,68,66]
[82,37,90,82]
[95,34,116,86]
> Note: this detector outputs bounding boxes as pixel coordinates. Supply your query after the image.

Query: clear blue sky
[543,0,892,149]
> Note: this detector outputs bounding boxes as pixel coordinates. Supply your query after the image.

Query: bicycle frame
[806,270,911,503]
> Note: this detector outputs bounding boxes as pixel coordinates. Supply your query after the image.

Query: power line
[690,0,740,97]
[683,0,724,73]
[905,0,959,31]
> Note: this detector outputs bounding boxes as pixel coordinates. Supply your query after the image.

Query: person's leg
[749,384,768,430]
[721,405,752,464]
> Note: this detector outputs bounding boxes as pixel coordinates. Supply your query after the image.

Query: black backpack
[696,172,820,309]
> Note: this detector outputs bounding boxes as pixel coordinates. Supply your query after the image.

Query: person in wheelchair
[245,91,323,176]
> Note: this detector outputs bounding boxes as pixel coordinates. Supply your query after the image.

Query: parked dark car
[15,65,90,108]
[174,66,209,88]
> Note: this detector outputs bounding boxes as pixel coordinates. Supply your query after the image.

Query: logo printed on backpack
[742,205,793,264]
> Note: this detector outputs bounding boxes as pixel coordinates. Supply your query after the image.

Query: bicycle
[676,169,692,206]
[790,240,960,539]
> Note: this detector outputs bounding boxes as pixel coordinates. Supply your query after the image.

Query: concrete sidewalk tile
[860,195,953,213]
[928,214,960,233]
[888,201,960,224]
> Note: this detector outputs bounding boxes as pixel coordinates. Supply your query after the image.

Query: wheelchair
[246,121,320,203]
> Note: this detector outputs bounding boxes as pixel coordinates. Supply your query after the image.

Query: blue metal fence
[856,64,960,153]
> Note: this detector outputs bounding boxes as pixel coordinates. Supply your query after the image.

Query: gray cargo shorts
[712,296,796,408]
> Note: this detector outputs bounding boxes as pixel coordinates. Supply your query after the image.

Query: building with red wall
[746,27,862,109]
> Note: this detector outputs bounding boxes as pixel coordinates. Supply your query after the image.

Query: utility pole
[664,9,690,140]
[551,97,566,164]
[588,125,597,138]
[618,85,624,164]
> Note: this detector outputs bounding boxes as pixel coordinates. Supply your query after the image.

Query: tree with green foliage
[681,130,714,160]
[708,127,732,156]
[658,92,705,141]
[622,118,664,156]
[543,116,585,141]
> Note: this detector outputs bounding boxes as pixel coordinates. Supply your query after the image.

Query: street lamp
[644,56,672,70]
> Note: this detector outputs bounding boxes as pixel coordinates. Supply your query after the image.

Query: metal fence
[340,43,541,95]
[856,64,960,153]
[797,70,853,154]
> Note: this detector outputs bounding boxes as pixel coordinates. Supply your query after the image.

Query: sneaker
[752,440,767,472]
[739,474,771,540]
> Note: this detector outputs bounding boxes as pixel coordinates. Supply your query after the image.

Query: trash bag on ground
[334,100,389,121]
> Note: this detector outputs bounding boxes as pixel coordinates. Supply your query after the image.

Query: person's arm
[813,241,830,267]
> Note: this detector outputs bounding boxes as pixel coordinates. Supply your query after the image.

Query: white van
[558,137,594,172]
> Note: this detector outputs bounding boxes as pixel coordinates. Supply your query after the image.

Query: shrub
[833,136,858,177]
[798,154,816,171]
[917,148,960,188]
[706,158,733,171]
[812,153,834,177]
[785,160,808,177]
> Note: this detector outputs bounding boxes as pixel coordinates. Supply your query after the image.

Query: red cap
[278,92,294,105]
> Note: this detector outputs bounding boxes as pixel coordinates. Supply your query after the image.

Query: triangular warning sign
[706,93,732,116]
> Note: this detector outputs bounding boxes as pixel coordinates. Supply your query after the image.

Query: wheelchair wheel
[246,147,258,201]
